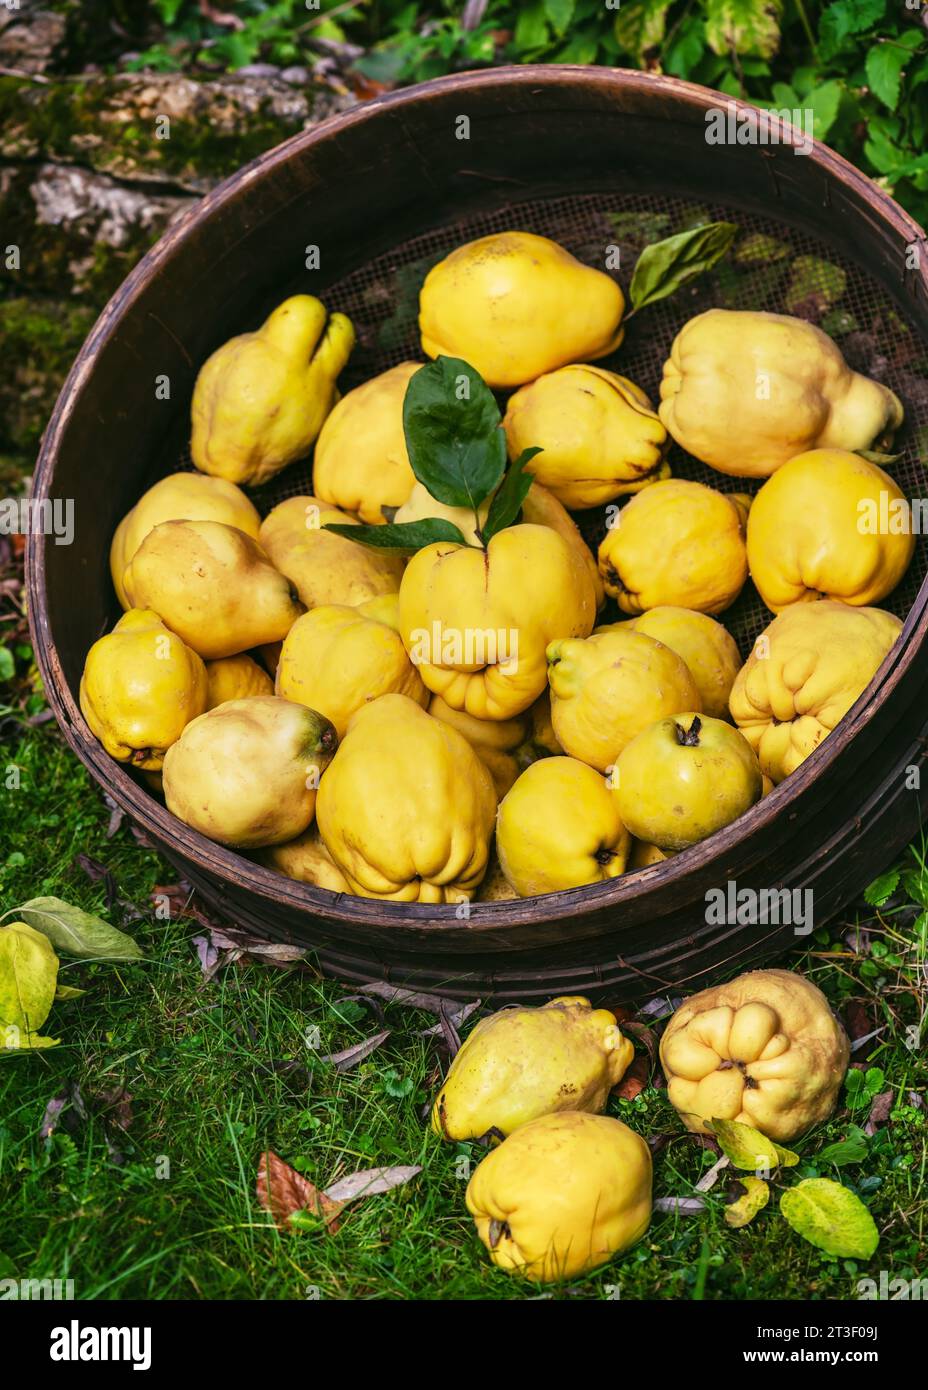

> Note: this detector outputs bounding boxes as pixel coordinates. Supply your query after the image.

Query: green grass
[1,720,926,1300]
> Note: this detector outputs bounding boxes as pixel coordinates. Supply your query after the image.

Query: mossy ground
[0,708,925,1300]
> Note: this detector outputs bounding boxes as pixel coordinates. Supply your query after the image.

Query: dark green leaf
[324,520,468,551]
[628,221,739,314]
[863,867,900,906]
[544,0,576,38]
[817,1130,869,1167]
[482,449,542,544]
[866,35,923,113]
[819,0,887,62]
[15,897,144,961]
[402,357,506,511]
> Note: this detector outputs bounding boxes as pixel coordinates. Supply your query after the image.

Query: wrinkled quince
[399,524,596,721]
[503,365,669,509]
[747,448,914,610]
[80,609,207,770]
[277,595,427,739]
[205,653,273,709]
[497,757,631,895]
[429,694,527,799]
[602,607,742,719]
[548,627,701,773]
[419,232,624,389]
[163,695,337,848]
[432,995,634,1140]
[191,294,355,485]
[660,968,850,1141]
[258,825,350,892]
[614,713,763,851]
[598,479,748,615]
[258,495,404,609]
[123,519,304,659]
[313,362,421,523]
[466,1111,652,1281]
[659,309,903,477]
[109,472,260,610]
[729,600,901,783]
[316,694,496,902]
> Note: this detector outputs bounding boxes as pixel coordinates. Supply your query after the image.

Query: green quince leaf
[402,356,506,512]
[482,448,542,544]
[0,922,59,1046]
[780,1177,879,1258]
[709,1117,781,1171]
[628,221,739,315]
[324,519,469,551]
[14,897,143,961]
[724,1176,770,1228]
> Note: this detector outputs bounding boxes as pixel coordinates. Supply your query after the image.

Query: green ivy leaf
[709,1117,781,1171]
[628,221,738,314]
[866,34,924,113]
[482,449,541,544]
[324,519,469,551]
[402,357,506,512]
[613,0,672,62]
[0,922,59,1050]
[705,0,783,60]
[13,897,144,961]
[725,1176,770,1228]
[780,1178,879,1258]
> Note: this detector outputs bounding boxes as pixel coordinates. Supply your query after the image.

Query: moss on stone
[0,297,96,457]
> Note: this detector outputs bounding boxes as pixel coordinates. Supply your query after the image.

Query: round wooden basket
[27,66,928,1003]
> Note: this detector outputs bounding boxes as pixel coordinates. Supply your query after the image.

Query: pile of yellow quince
[82,228,912,903]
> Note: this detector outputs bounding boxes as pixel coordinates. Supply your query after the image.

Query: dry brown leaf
[322,1030,390,1071]
[323,1165,421,1204]
[613,1053,650,1101]
[256,1150,344,1234]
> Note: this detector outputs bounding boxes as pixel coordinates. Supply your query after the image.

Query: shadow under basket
[27,66,928,1003]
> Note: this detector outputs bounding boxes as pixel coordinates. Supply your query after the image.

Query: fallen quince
[466,1111,652,1281]
[259,495,404,610]
[432,995,634,1140]
[660,968,850,1142]
[729,600,902,782]
[191,294,354,485]
[659,308,903,477]
[313,361,421,523]
[747,448,914,610]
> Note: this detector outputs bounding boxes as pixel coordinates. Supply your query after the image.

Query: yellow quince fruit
[80,609,207,771]
[660,968,850,1141]
[628,840,669,868]
[313,361,421,523]
[466,1111,652,1282]
[205,653,273,709]
[601,607,742,719]
[659,308,903,477]
[476,853,519,902]
[191,294,355,485]
[503,365,669,509]
[598,478,748,615]
[395,479,489,545]
[747,448,914,610]
[163,696,337,848]
[497,757,631,895]
[432,995,634,1140]
[729,600,902,783]
[419,231,624,388]
[398,524,596,721]
[258,825,351,892]
[613,713,763,852]
[277,596,428,739]
[429,694,527,799]
[109,472,260,610]
[315,694,496,902]
[123,519,304,659]
[258,495,404,609]
[548,627,701,773]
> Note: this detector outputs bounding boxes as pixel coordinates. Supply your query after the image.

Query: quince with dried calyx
[259,495,404,611]
[747,448,914,611]
[466,1111,652,1282]
[313,361,421,523]
[660,308,903,477]
[660,968,850,1142]
[191,294,354,486]
[729,600,902,783]
[432,995,634,1141]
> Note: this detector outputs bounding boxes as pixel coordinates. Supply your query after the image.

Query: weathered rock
[0,0,66,75]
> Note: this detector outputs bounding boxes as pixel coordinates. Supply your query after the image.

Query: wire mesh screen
[161,189,928,659]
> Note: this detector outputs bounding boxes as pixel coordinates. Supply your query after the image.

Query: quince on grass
[729,600,902,783]
[315,694,496,902]
[419,232,624,389]
[191,295,354,485]
[205,654,273,709]
[598,607,742,720]
[313,362,421,523]
[258,495,404,609]
[432,996,634,1140]
[80,609,207,771]
[504,365,669,509]
[659,308,903,477]
[466,1111,652,1282]
[497,757,631,895]
[660,968,850,1142]
[123,519,303,660]
[747,448,914,610]
[548,627,700,774]
[109,472,260,610]
[598,478,748,615]
[163,696,337,848]
[399,523,596,722]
